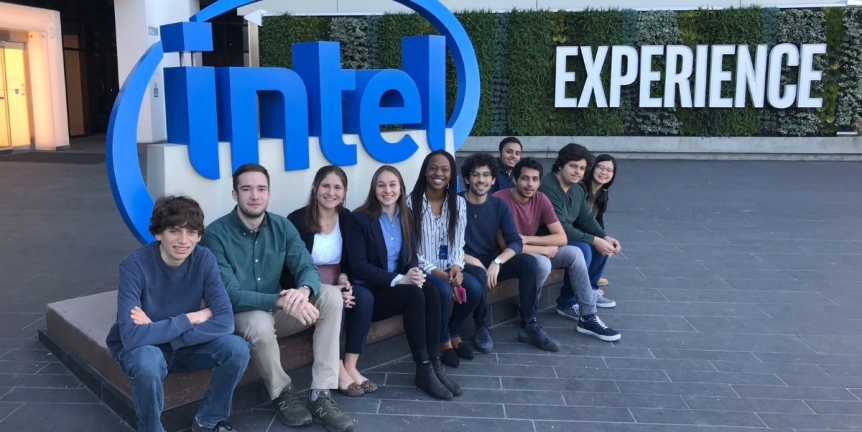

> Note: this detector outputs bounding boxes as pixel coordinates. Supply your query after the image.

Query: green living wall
[260,6,862,137]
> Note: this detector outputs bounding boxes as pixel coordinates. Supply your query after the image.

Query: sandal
[337,382,365,397]
[360,380,378,393]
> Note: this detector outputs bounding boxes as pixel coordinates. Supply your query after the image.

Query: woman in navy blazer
[345,165,461,401]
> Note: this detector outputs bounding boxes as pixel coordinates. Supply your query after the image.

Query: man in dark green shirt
[201,164,353,432]
[538,144,622,318]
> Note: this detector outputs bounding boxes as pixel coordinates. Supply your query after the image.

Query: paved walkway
[1,139,862,431]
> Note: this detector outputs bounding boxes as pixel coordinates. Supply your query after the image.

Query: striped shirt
[407,193,467,272]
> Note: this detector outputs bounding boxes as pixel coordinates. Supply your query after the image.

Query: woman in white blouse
[287,165,375,397]
[407,151,484,368]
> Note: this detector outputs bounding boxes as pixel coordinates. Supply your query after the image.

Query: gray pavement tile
[613,277,732,290]
[753,352,862,365]
[666,370,784,386]
[819,364,862,376]
[645,267,797,281]
[777,374,862,388]
[495,353,606,368]
[611,258,708,270]
[603,357,717,372]
[0,401,21,422]
[623,250,756,262]
[610,229,667,244]
[758,413,862,430]
[505,404,634,422]
[852,389,862,400]
[535,422,789,432]
[379,400,504,418]
[798,335,862,355]
[36,363,73,375]
[723,278,823,291]
[0,402,132,432]
[0,388,98,403]
[545,313,696,333]
[709,360,828,375]
[785,270,862,282]
[613,243,684,253]
[554,367,670,382]
[683,395,815,414]
[501,377,619,393]
[563,391,687,409]
[650,349,761,362]
[344,414,536,432]
[417,389,565,405]
[0,361,50,375]
[804,400,862,415]
[222,408,276,431]
[325,397,381,414]
[0,374,82,389]
[629,408,766,427]
[557,345,654,359]
[613,331,816,353]
[658,289,834,304]
[601,301,770,317]
[383,373,502,391]
[800,241,862,255]
[587,287,668,302]
[0,314,45,338]
[0,298,53,314]
[685,316,862,336]
[732,385,859,401]
[614,381,736,397]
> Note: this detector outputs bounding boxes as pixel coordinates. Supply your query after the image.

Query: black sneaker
[517,321,561,352]
[272,383,312,427]
[577,315,621,342]
[307,390,355,432]
[192,420,236,432]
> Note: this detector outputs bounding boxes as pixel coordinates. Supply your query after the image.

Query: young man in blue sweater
[458,153,555,352]
[106,196,250,432]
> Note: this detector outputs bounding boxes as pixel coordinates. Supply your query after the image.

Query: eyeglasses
[595,166,615,174]
[470,171,493,178]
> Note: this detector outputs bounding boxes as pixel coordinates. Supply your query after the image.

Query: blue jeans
[425,269,483,341]
[556,240,608,310]
[114,335,250,432]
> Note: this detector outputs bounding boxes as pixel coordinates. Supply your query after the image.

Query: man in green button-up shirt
[201,164,353,432]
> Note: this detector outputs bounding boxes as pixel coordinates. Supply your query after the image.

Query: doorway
[0,41,32,150]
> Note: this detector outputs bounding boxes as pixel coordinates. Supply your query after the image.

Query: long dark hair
[356,165,413,264]
[581,154,616,213]
[302,165,348,235]
[410,150,458,245]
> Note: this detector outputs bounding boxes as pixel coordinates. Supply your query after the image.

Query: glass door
[0,42,31,149]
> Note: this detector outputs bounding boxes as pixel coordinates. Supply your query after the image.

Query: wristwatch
[493,257,504,266]
[298,285,313,301]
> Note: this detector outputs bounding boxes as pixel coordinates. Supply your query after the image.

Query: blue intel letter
[164,66,220,179]
[401,35,446,152]
[292,42,357,166]
[214,67,310,172]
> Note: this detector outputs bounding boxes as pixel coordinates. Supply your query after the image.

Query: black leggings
[345,282,442,364]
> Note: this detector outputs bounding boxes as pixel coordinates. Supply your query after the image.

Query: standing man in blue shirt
[458,153,550,353]
[106,196,250,432]
[489,137,522,194]
[202,164,353,432]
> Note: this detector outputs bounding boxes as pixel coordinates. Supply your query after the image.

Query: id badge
[438,245,448,260]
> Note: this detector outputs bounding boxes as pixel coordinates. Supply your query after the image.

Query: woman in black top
[287,165,368,396]
[344,165,461,400]
[579,154,617,287]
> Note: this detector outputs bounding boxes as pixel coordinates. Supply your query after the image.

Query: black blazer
[286,205,352,281]
[345,210,418,289]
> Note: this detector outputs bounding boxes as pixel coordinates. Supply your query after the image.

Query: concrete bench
[39,270,563,431]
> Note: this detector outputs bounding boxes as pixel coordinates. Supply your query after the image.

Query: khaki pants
[234,284,342,399]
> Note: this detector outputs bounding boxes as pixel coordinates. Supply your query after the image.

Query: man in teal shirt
[538,144,622,318]
[202,164,353,432]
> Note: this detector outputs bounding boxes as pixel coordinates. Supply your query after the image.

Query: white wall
[238,0,847,15]
[0,2,69,150]
[114,0,200,144]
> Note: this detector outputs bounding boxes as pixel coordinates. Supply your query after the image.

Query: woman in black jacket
[286,165,365,396]
[344,165,461,400]
[579,154,617,287]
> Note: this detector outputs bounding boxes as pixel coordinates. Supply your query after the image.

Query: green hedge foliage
[259,7,862,137]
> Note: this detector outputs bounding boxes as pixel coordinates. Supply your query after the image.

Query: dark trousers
[461,254,543,328]
[345,282,442,364]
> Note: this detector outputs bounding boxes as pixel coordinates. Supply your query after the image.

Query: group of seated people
[106,138,621,432]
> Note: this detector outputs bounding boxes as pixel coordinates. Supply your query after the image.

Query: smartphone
[455,286,466,304]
